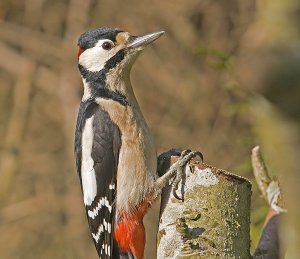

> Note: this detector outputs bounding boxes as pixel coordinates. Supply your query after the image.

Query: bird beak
[127,31,165,49]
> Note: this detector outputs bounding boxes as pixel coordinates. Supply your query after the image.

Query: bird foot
[171,150,203,201]
[155,149,203,201]
[157,148,183,176]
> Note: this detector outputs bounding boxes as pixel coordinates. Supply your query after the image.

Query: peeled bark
[157,161,251,259]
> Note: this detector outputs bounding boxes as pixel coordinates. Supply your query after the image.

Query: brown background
[1,0,299,258]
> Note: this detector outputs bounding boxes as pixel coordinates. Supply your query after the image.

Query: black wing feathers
[75,101,121,258]
[91,106,121,258]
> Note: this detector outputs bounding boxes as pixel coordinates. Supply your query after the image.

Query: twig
[251,146,286,259]
[251,146,286,213]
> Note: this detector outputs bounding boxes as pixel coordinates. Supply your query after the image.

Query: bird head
[77,28,164,74]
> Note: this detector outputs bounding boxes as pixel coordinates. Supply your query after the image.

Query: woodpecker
[75,27,202,259]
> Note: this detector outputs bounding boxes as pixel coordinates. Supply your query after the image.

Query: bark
[157,159,252,259]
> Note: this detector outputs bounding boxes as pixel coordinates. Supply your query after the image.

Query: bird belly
[116,128,157,213]
[96,98,157,213]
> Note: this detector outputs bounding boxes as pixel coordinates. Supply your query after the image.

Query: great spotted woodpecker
[74,28,202,259]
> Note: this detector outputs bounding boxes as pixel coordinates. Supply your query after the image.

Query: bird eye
[102,41,114,50]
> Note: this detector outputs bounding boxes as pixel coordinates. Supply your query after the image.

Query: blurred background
[0,0,299,258]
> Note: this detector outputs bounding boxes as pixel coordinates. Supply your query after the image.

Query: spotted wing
[75,101,121,258]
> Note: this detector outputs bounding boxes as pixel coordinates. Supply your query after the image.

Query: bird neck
[79,64,131,107]
[105,68,140,107]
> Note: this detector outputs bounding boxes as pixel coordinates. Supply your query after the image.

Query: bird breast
[96,97,157,213]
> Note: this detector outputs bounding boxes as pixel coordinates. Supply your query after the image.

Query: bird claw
[172,149,203,201]
[172,167,185,201]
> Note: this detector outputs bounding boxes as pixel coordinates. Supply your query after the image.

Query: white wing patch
[81,115,97,206]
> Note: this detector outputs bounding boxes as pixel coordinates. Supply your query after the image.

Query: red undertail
[114,199,151,259]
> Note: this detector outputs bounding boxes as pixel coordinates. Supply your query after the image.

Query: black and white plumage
[75,100,121,257]
[75,28,163,258]
[74,27,202,259]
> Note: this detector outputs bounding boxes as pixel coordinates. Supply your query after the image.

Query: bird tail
[118,252,135,259]
[112,241,135,259]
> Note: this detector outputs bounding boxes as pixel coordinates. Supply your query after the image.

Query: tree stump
[157,160,252,259]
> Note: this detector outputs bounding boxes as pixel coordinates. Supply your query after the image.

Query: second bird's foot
[172,149,203,201]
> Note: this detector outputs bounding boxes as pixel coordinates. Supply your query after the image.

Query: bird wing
[75,101,121,258]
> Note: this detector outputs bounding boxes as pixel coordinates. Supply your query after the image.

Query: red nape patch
[114,200,152,259]
[77,47,85,58]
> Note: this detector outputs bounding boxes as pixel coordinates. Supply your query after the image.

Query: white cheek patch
[81,115,97,206]
[79,39,121,72]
